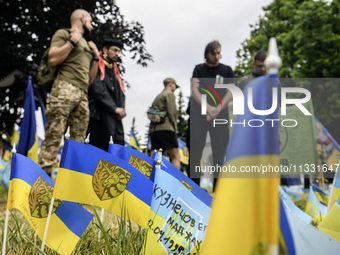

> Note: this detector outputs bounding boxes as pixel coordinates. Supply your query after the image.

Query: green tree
[235,0,340,142]
[0,0,153,140]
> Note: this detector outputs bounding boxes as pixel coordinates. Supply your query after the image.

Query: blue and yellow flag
[145,166,212,254]
[177,138,189,165]
[17,76,39,163]
[318,196,340,242]
[329,165,340,211]
[315,117,340,169]
[7,153,93,254]
[108,143,155,179]
[311,183,330,206]
[129,128,140,150]
[305,187,327,224]
[53,139,153,228]
[0,158,10,190]
[202,74,280,254]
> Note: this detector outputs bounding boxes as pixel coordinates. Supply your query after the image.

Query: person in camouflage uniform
[38,9,100,175]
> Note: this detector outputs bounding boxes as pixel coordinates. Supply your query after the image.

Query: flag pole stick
[41,197,55,252]
[2,209,10,254]
[3,144,17,254]
[98,208,105,242]
[85,133,90,144]
[266,37,281,255]
[158,148,163,162]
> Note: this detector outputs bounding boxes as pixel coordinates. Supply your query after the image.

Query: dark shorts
[150,131,178,151]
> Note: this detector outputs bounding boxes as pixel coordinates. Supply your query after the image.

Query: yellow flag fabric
[318,197,340,242]
[328,169,340,211]
[201,75,280,254]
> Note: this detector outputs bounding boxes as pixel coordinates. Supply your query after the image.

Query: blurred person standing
[149,78,181,169]
[189,40,235,189]
[86,39,126,150]
[237,50,267,91]
[38,9,100,175]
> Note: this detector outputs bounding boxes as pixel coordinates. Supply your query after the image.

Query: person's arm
[49,28,82,66]
[88,41,100,85]
[207,67,236,121]
[89,72,125,120]
[166,93,178,131]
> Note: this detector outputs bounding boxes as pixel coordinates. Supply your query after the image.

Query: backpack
[147,106,167,124]
[37,29,70,92]
[37,48,59,92]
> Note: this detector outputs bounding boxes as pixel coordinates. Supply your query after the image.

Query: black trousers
[187,112,229,190]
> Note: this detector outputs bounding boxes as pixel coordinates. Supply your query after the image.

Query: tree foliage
[0,0,153,138]
[235,0,340,142]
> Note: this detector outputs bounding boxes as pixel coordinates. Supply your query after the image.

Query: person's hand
[70,28,82,44]
[206,106,221,121]
[115,108,126,120]
[88,41,100,59]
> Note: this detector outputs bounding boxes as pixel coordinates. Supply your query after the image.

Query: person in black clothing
[87,39,126,150]
[188,40,235,190]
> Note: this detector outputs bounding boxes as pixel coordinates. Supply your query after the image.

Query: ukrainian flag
[311,183,330,206]
[145,165,212,255]
[53,139,153,228]
[108,143,155,179]
[202,74,280,254]
[177,138,189,165]
[305,187,327,224]
[17,76,39,163]
[319,196,340,242]
[129,128,140,150]
[329,169,340,211]
[7,153,93,254]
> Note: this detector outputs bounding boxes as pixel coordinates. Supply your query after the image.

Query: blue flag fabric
[279,186,312,224]
[108,143,156,179]
[18,76,39,162]
[151,153,213,207]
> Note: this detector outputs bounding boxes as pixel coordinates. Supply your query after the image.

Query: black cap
[102,39,123,49]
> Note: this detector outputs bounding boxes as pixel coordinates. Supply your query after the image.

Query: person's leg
[209,119,229,191]
[39,81,74,175]
[189,114,208,186]
[68,88,89,143]
[167,147,181,169]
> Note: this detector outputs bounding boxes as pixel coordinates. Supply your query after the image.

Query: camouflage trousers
[39,80,89,174]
